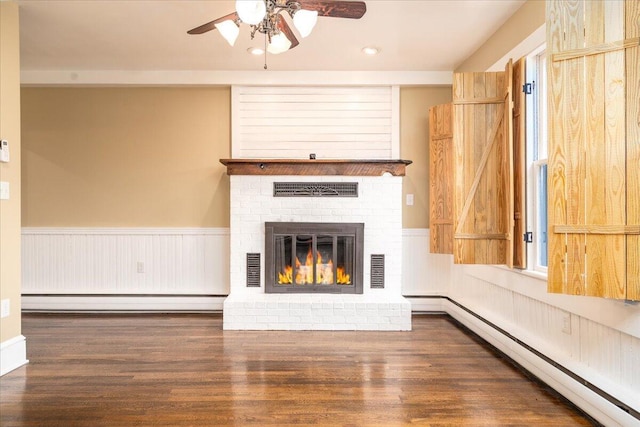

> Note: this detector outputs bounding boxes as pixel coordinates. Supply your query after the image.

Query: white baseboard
[22,295,437,313]
[1,335,28,376]
[405,296,445,312]
[22,295,225,312]
[443,299,638,427]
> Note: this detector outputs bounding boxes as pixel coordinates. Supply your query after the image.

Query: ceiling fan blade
[277,17,300,49]
[187,12,239,35]
[298,1,366,19]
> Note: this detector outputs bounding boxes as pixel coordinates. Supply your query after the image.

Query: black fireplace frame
[264,222,364,294]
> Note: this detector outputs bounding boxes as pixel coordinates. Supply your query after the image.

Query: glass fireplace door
[266,222,363,294]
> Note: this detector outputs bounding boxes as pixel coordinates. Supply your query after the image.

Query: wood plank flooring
[1,314,596,426]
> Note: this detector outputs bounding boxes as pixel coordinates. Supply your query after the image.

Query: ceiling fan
[187,0,367,58]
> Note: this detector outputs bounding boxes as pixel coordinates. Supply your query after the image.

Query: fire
[337,267,350,284]
[278,266,293,284]
[277,248,351,285]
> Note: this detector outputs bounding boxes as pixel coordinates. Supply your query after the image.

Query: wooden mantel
[219,159,412,176]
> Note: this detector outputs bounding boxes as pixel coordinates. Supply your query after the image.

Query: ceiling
[16,0,525,73]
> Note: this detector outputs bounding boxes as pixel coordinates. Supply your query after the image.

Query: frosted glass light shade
[293,9,318,38]
[236,0,266,25]
[215,20,240,46]
[267,33,292,54]
[247,47,264,55]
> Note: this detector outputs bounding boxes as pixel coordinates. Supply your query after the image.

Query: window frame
[525,45,548,274]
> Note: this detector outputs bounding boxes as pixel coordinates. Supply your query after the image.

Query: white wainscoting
[401,228,450,311]
[21,228,229,311]
[232,86,399,159]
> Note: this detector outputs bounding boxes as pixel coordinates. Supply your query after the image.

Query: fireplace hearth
[265,222,363,294]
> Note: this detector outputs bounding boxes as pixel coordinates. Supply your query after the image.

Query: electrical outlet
[0,181,9,200]
[0,299,10,318]
[561,312,571,334]
[137,261,145,273]
[406,194,414,206]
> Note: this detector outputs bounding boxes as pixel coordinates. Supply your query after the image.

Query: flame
[337,267,350,284]
[277,247,351,285]
[278,266,293,284]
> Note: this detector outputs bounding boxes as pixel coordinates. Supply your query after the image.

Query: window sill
[494,265,548,283]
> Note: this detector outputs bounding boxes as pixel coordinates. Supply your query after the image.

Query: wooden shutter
[547,0,639,300]
[429,103,454,254]
[512,57,527,269]
[452,60,514,266]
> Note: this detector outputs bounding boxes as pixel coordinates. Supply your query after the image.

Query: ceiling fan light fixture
[188,1,367,66]
[292,9,318,38]
[215,20,240,46]
[267,32,292,54]
[235,0,266,25]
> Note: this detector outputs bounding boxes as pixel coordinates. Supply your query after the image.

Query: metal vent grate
[246,253,261,287]
[370,254,385,289]
[274,182,358,197]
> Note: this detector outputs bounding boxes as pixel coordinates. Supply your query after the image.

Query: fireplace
[221,159,412,331]
[265,222,363,294]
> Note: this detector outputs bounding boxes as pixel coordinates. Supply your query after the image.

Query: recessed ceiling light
[362,46,380,55]
[247,47,264,55]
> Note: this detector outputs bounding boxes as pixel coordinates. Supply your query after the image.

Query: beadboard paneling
[512,292,579,360]
[232,86,399,159]
[21,228,229,295]
[401,229,450,296]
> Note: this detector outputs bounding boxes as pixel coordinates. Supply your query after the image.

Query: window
[526,47,548,273]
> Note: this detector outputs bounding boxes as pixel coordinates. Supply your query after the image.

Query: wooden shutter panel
[628,0,640,301]
[452,60,514,266]
[547,0,639,300]
[429,103,454,254]
[512,57,527,269]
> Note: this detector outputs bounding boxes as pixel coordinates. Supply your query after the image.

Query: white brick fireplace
[222,160,412,331]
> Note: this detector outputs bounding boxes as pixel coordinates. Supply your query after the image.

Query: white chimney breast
[224,174,411,331]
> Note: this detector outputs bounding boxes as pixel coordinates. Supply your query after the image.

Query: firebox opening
[265,222,363,294]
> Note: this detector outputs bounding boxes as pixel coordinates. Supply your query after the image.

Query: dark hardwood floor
[1,313,595,426]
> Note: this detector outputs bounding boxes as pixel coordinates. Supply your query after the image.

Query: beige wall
[455,0,545,72]
[21,86,450,230]
[400,87,453,229]
[21,87,230,227]
[400,2,543,227]
[0,1,22,343]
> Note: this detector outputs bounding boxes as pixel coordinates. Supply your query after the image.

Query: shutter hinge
[524,232,533,243]
[522,82,533,94]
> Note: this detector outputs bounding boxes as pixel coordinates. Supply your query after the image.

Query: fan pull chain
[264,34,268,70]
